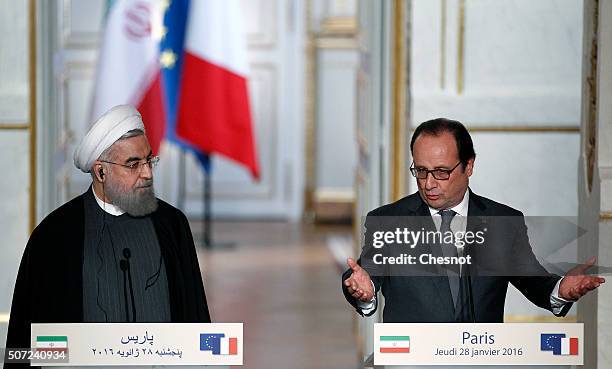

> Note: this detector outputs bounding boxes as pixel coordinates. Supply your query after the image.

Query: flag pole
[201,156,235,250]
[203,165,212,249]
[178,149,187,211]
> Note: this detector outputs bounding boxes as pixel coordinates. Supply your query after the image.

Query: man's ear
[95,163,105,182]
[465,158,475,177]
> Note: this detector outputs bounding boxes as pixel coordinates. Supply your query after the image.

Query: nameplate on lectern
[28,323,242,366]
[374,323,583,366]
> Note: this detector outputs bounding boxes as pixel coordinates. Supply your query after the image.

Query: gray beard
[105,179,158,217]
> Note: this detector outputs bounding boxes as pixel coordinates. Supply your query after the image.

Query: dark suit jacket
[342,189,573,322]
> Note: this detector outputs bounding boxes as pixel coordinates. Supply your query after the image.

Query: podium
[366,323,582,368]
[50,367,229,369]
[28,323,242,367]
[364,354,572,368]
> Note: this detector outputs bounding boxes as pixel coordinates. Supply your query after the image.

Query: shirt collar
[92,186,125,216]
[428,189,469,217]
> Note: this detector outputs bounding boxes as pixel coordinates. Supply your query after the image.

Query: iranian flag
[379,336,410,353]
[561,337,579,355]
[176,0,259,179]
[36,336,68,352]
[91,0,166,154]
[91,0,258,177]
[219,337,238,355]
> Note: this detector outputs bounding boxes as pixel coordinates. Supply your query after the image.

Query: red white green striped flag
[379,335,410,353]
[36,336,68,352]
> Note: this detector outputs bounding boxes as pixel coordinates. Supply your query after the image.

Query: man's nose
[140,162,153,179]
[424,172,437,190]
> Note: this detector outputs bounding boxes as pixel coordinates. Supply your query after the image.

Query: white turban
[74,105,146,173]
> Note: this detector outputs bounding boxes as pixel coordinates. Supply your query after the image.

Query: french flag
[177,0,259,179]
[560,337,579,356]
[91,0,258,178]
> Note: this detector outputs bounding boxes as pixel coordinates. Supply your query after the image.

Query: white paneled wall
[0,0,29,121]
[43,0,306,221]
[411,0,582,125]
[469,133,580,216]
[316,49,358,193]
[181,0,305,220]
[409,0,583,318]
[0,0,31,347]
[0,132,30,347]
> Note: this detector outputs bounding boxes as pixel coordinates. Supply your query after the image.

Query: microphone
[457,244,476,323]
[466,263,476,323]
[119,260,130,323]
[122,248,137,322]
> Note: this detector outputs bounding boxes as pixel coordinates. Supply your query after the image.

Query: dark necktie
[439,210,459,308]
[439,209,474,322]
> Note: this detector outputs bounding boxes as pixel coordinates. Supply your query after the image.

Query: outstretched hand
[559,257,605,301]
[344,258,375,302]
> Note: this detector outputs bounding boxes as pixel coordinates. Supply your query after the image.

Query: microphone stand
[123,248,137,322]
[465,262,476,323]
[459,246,476,323]
[120,260,130,323]
[121,248,137,322]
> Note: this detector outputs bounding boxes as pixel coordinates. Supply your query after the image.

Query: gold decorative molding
[585,0,599,193]
[600,212,612,221]
[356,129,369,155]
[29,0,37,232]
[313,189,354,222]
[314,37,357,49]
[391,0,408,201]
[457,0,466,94]
[440,0,447,89]
[245,0,277,48]
[468,126,580,133]
[320,16,357,36]
[504,315,577,323]
[61,0,100,49]
[303,0,317,219]
[354,169,365,253]
[0,123,29,130]
[409,125,580,133]
[355,325,365,368]
[315,189,354,201]
[304,3,359,220]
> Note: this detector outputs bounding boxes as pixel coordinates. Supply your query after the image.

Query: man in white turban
[6,105,211,361]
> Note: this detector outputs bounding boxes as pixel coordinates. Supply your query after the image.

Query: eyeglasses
[410,161,462,180]
[100,156,160,174]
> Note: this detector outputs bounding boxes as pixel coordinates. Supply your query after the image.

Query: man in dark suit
[342,118,604,322]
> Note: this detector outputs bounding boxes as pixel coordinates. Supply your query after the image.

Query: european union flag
[160,0,211,171]
[541,333,566,355]
[200,333,225,355]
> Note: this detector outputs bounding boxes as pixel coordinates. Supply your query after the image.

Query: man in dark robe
[5,105,210,366]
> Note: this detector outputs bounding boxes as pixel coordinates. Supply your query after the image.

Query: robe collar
[91,185,125,216]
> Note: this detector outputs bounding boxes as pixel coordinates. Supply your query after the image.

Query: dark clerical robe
[5,190,211,356]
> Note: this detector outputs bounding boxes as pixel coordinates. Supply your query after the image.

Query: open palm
[344,258,375,302]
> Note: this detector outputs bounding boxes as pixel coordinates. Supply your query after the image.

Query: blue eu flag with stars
[160,0,210,171]
[200,333,226,355]
[540,333,566,355]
